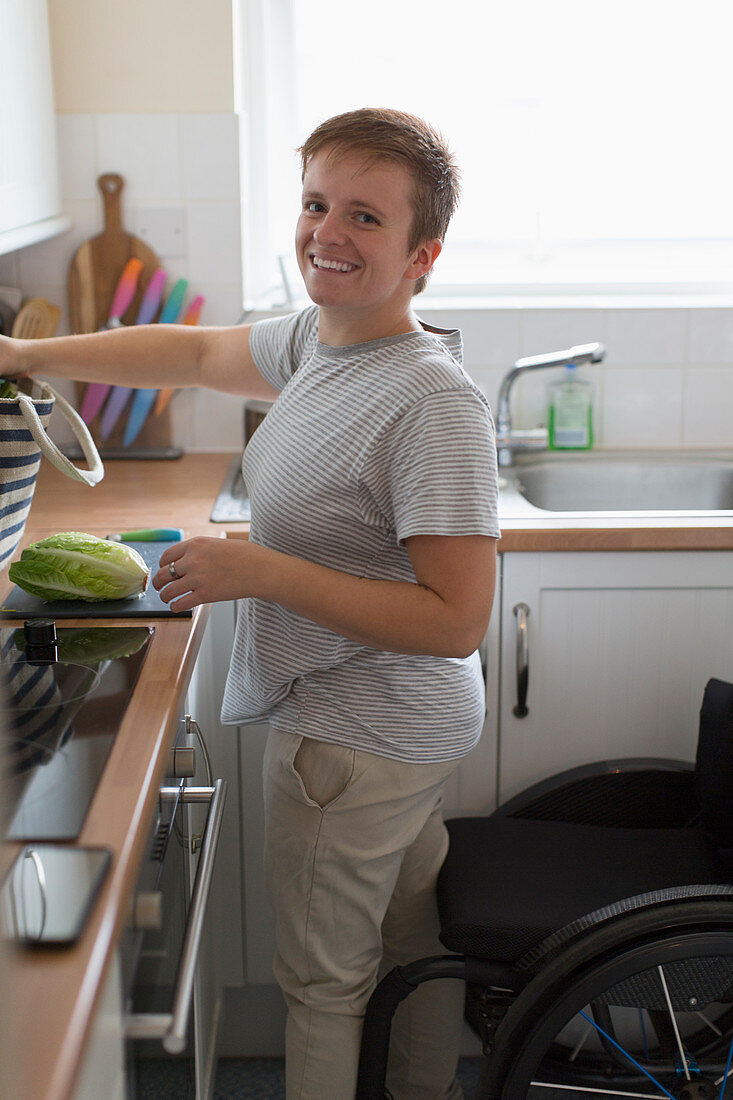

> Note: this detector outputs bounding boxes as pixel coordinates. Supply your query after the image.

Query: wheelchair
[356,677,733,1100]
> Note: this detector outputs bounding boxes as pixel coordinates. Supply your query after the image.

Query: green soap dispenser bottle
[548,363,594,450]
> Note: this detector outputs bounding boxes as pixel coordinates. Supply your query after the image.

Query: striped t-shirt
[220,306,500,763]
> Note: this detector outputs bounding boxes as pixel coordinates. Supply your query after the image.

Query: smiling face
[295,147,441,344]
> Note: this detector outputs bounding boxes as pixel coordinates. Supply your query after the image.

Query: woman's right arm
[0,321,279,401]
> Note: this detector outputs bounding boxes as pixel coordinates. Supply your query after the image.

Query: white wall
[46,0,234,114]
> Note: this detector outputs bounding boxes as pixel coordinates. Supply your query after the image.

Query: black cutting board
[1,541,192,619]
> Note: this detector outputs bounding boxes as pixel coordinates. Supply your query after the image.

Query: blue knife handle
[124,389,157,446]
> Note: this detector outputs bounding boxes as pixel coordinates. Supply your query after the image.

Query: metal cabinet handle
[513,603,530,718]
[125,778,227,1053]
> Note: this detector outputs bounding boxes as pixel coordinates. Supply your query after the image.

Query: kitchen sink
[511,452,733,513]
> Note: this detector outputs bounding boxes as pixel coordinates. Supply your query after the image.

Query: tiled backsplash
[2,111,732,453]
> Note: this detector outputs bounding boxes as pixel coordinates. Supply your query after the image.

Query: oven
[122,715,226,1100]
[0,622,227,1099]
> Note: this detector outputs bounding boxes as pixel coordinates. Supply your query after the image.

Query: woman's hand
[155,532,496,658]
[153,536,268,613]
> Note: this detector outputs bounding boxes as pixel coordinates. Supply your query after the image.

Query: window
[236,0,733,305]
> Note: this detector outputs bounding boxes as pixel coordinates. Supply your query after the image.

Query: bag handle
[18,383,104,486]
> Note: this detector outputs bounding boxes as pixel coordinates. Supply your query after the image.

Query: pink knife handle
[108,257,143,323]
[81,382,111,423]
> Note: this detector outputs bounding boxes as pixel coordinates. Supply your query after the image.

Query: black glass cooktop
[0,623,154,841]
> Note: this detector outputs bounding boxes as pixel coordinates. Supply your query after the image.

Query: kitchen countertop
[1,450,732,1100]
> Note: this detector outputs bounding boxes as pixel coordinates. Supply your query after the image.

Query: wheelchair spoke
[715,1031,733,1097]
[530,1084,672,1097]
[491,915,733,1100]
[568,1022,594,1062]
[575,1010,676,1098]
[657,964,690,1081]
[697,1009,724,1037]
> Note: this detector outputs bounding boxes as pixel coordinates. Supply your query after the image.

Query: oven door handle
[125,778,227,1054]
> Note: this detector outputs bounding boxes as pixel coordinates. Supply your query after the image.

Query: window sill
[241,288,733,322]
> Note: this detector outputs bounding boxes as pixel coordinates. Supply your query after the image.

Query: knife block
[71,383,182,459]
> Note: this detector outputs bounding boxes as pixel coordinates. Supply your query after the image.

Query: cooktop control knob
[23,618,58,664]
[170,746,196,778]
[131,891,163,932]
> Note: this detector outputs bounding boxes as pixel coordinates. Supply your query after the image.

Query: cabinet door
[442,576,501,818]
[498,551,733,804]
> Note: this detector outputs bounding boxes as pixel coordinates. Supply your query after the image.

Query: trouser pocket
[292,736,355,809]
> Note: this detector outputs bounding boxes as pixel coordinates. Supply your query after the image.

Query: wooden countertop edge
[496,526,733,551]
[5,606,210,1100]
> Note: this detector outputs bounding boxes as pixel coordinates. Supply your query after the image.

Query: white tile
[190,387,246,451]
[57,115,96,201]
[512,362,604,435]
[0,253,19,285]
[464,366,506,413]
[687,308,733,365]
[419,308,522,368]
[180,114,240,200]
[191,283,245,327]
[605,309,688,365]
[521,308,607,359]
[16,200,98,298]
[602,366,684,447]
[168,386,196,451]
[185,201,242,286]
[682,366,733,447]
[95,115,182,202]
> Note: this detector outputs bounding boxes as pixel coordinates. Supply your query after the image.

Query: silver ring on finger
[168,561,180,580]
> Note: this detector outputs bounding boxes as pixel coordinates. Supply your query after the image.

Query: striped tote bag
[0,380,104,569]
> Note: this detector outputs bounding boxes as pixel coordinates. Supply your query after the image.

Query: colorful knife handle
[106,528,184,542]
[80,382,112,423]
[136,268,168,325]
[154,295,205,415]
[123,389,158,447]
[107,257,143,324]
[80,258,145,423]
[99,269,169,439]
[158,278,188,324]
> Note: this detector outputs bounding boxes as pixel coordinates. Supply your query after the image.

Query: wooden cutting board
[68,174,161,334]
[67,174,174,454]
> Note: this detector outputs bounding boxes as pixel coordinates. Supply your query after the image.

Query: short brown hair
[298,107,460,295]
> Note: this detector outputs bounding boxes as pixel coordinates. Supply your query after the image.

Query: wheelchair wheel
[478,901,733,1100]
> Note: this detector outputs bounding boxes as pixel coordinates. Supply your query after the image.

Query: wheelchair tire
[477,900,733,1100]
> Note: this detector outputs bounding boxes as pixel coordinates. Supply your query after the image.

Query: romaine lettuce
[8,532,150,602]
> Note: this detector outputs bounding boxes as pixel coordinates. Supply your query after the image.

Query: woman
[1,107,500,1099]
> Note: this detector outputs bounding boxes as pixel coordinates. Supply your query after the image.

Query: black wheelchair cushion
[695,677,733,847]
[437,815,726,962]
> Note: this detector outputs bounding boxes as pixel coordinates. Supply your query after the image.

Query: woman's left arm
[153,534,497,658]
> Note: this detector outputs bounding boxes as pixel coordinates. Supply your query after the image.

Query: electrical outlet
[132,208,187,258]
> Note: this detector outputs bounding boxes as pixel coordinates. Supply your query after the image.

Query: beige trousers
[263,729,466,1100]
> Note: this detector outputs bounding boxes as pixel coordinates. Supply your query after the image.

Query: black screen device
[0,844,111,946]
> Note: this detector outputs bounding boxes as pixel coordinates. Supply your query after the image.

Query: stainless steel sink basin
[512,453,733,513]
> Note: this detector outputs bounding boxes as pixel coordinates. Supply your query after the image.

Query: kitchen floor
[213,1057,484,1097]
[138,1055,577,1096]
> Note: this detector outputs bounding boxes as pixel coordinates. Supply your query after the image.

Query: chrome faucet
[495,342,606,467]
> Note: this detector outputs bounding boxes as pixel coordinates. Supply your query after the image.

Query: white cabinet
[0,0,69,254]
[190,548,733,1055]
[72,956,126,1100]
[497,550,733,804]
